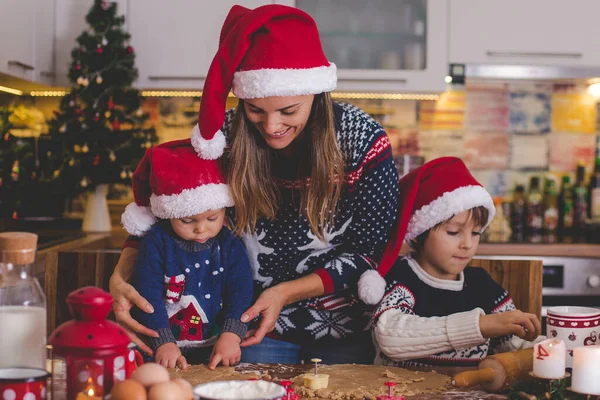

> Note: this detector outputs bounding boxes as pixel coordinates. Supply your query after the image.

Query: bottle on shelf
[542,177,559,244]
[558,175,574,243]
[573,163,588,243]
[526,176,543,243]
[588,138,600,221]
[510,184,527,243]
[485,196,512,243]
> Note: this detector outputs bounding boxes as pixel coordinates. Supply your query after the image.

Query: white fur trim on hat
[191,124,226,160]
[121,202,158,237]
[150,183,234,219]
[405,185,496,242]
[358,269,387,305]
[232,63,337,99]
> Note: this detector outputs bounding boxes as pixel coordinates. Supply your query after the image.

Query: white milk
[0,306,46,369]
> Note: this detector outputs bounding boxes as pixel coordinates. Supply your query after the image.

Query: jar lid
[0,232,37,264]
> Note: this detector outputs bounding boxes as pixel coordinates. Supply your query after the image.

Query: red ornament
[31,172,37,180]
[126,46,134,54]
[75,108,83,115]
[107,99,114,110]
[96,47,103,54]
[112,119,120,130]
[0,178,2,187]
[11,211,18,220]
[49,287,136,400]
[93,155,101,166]
[4,133,10,141]
[75,64,81,71]
[94,113,100,122]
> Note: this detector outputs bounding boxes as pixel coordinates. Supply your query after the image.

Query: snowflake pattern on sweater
[126,102,399,344]
[372,256,520,367]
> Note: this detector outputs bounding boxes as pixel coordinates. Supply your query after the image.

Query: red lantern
[48,287,132,400]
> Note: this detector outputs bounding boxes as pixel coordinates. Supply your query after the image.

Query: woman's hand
[208,332,242,370]
[239,285,287,347]
[109,248,159,355]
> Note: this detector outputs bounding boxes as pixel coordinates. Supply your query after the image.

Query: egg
[131,363,170,387]
[172,378,194,400]
[148,381,184,400]
[110,379,147,400]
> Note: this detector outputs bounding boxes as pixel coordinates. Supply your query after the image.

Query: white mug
[546,306,600,368]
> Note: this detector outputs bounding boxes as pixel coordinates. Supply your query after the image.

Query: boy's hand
[155,342,188,370]
[480,310,541,342]
[208,332,242,370]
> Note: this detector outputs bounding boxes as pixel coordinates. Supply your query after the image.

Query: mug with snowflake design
[546,306,600,368]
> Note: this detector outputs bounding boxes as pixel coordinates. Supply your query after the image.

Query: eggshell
[148,381,184,400]
[110,379,147,400]
[172,378,194,400]
[131,363,170,387]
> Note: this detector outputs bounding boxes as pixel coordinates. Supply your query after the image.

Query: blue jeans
[240,332,375,364]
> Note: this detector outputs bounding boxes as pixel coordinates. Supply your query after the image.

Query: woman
[111,3,399,365]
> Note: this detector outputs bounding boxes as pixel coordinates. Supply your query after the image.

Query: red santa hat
[121,139,234,237]
[191,4,337,160]
[358,157,496,304]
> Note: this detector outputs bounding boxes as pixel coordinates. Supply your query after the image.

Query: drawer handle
[7,60,34,70]
[486,51,583,59]
[148,76,206,81]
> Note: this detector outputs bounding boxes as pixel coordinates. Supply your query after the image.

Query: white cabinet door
[0,0,35,80]
[450,0,600,67]
[34,0,56,85]
[128,1,276,89]
[54,0,128,87]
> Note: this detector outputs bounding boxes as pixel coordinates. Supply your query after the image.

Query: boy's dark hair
[409,206,489,250]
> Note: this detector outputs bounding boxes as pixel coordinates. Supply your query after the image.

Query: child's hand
[480,310,541,342]
[155,342,188,370]
[208,332,242,370]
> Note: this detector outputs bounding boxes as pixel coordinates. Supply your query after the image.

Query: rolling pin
[452,348,534,393]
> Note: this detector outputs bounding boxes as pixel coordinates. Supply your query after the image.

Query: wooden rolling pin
[452,348,534,393]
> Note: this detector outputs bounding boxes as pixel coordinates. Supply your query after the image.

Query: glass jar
[0,232,47,369]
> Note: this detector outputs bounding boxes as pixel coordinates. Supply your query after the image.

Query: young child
[121,139,253,370]
[358,157,542,367]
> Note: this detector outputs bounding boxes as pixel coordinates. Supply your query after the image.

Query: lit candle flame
[87,388,95,396]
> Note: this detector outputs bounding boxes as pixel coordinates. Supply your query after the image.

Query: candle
[532,339,566,379]
[572,346,600,395]
[75,387,102,400]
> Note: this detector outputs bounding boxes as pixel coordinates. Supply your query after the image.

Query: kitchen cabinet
[275,0,448,93]
[128,0,274,90]
[34,0,56,85]
[0,0,36,81]
[450,0,600,67]
[54,0,128,87]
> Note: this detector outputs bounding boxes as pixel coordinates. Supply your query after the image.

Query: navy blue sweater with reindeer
[372,255,537,368]
[131,222,253,350]
[127,102,399,344]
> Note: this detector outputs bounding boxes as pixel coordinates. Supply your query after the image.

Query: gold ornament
[69,159,75,166]
[145,141,152,148]
[73,144,81,153]
[59,124,67,133]
[120,170,127,179]
[82,78,89,87]
[104,111,111,118]
[47,151,52,157]
[127,170,133,178]
[76,77,84,85]
[53,170,60,178]
[82,144,89,153]
[80,177,88,187]
[96,75,103,84]
[109,152,116,162]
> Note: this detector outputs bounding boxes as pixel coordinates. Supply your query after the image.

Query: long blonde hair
[225,93,344,240]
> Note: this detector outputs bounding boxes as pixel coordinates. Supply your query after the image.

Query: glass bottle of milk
[0,232,47,369]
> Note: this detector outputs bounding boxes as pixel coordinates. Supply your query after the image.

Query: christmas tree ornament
[109,151,116,162]
[82,78,89,86]
[10,160,20,181]
[11,211,18,220]
[69,159,75,166]
[31,172,36,180]
[135,108,143,116]
[53,170,60,178]
[47,151,52,157]
[80,177,88,187]
[93,154,101,165]
[101,37,108,46]
[127,170,132,178]
[69,100,75,107]
[75,64,81,71]
[3,133,9,141]
[112,119,120,130]
[82,144,89,153]
[48,287,135,400]
[75,108,83,115]
[145,141,152,148]
[73,144,81,153]
[96,75,103,84]
[0,177,3,187]
[120,170,127,179]
[94,113,100,122]
[127,46,134,54]
[107,99,114,109]
[104,111,111,118]
[76,77,84,85]
[101,0,110,10]
[59,124,67,133]
[81,123,88,129]
[96,46,103,55]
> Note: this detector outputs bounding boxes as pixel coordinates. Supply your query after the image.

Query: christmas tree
[47,0,157,196]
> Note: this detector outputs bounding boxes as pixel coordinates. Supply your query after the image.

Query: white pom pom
[358,269,386,305]
[121,203,157,236]
[191,124,226,160]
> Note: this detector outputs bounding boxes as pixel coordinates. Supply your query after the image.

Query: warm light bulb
[588,82,600,98]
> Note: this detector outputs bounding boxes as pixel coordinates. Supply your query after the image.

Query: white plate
[193,380,286,400]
